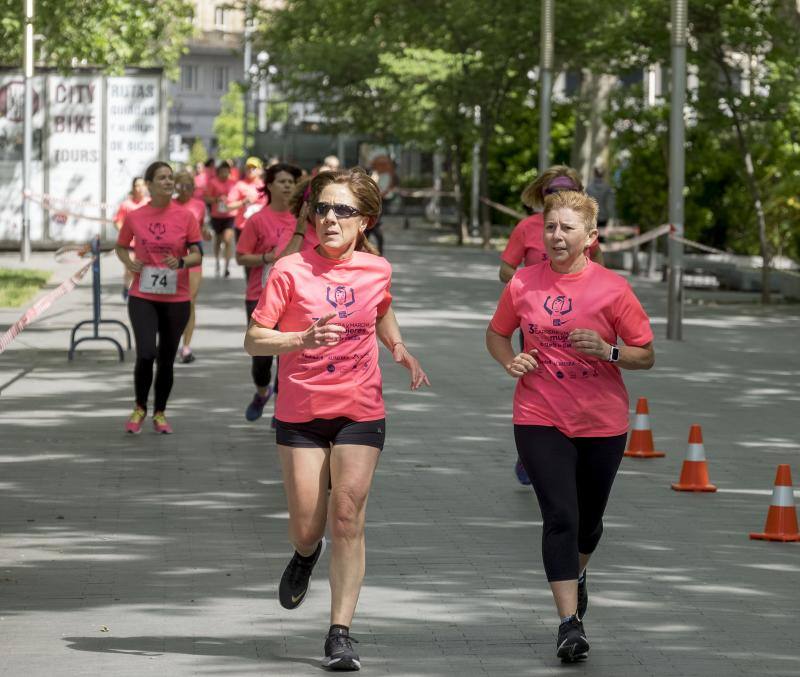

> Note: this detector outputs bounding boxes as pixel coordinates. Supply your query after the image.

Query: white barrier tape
[601,224,672,253]
[23,190,111,212]
[632,414,650,430]
[25,193,115,225]
[0,260,93,354]
[771,485,796,508]
[480,197,527,221]
[672,236,729,256]
[685,443,707,462]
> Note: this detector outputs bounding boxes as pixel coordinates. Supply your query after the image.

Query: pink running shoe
[152,411,173,434]
[125,407,146,434]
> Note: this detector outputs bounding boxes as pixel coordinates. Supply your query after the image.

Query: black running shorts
[210,216,235,234]
[275,417,386,451]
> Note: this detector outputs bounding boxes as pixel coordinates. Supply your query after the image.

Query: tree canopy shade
[0,0,194,76]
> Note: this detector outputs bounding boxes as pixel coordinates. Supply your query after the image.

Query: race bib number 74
[140,266,177,294]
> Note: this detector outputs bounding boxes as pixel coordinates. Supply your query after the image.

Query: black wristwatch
[608,345,620,362]
[177,257,185,269]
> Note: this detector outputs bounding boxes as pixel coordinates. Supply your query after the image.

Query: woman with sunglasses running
[499,165,604,486]
[236,162,302,421]
[245,168,429,671]
[116,162,203,434]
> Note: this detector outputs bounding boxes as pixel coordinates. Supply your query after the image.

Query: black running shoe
[556,616,589,663]
[278,538,326,609]
[322,627,360,671]
[577,570,588,620]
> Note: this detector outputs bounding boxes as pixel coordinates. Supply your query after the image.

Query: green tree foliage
[0,0,194,76]
[213,82,255,160]
[189,138,208,168]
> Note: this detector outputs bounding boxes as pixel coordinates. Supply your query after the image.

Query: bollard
[68,236,131,362]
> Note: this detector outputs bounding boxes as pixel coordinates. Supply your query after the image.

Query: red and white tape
[24,191,115,225]
[0,260,93,355]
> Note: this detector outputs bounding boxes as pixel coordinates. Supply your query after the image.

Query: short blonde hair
[521,164,583,209]
[543,191,599,231]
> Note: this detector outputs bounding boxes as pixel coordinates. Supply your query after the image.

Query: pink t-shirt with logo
[206,176,238,219]
[118,202,203,303]
[236,205,296,301]
[230,179,266,229]
[502,213,600,268]
[173,197,207,271]
[251,248,393,423]
[490,260,653,437]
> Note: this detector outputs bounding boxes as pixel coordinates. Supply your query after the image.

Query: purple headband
[544,176,579,194]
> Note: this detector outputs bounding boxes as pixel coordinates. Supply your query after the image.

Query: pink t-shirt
[502,213,600,268]
[489,260,653,437]
[173,197,207,271]
[230,178,266,229]
[251,248,393,423]
[236,205,296,301]
[206,177,238,219]
[117,202,203,303]
[193,169,213,201]
[276,221,320,256]
[114,197,149,226]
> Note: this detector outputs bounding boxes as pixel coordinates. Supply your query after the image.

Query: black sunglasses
[313,202,361,219]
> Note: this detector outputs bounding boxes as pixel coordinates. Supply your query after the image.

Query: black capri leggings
[245,299,274,389]
[128,296,191,412]
[514,425,627,582]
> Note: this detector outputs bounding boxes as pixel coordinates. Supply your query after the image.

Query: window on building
[213,66,229,92]
[181,65,200,92]
[214,6,228,29]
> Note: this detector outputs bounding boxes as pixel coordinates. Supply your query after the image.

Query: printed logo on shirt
[543,295,573,326]
[326,285,357,318]
[148,222,166,239]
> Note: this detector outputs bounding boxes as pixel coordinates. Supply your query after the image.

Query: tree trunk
[450,144,468,246]
[570,70,616,184]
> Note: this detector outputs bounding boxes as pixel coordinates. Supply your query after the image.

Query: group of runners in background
[112,155,654,669]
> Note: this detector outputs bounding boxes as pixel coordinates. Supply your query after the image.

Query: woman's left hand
[568,328,610,360]
[392,343,431,390]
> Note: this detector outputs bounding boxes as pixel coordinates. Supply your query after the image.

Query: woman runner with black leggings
[486,190,654,663]
[116,161,203,434]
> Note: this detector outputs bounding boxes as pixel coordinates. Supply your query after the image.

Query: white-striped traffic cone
[750,464,800,542]
[671,424,716,492]
[624,397,665,458]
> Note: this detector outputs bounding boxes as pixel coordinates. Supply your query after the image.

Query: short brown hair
[521,164,583,209]
[543,191,599,231]
[291,168,382,255]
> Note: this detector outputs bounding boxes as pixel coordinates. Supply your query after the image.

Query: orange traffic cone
[671,424,717,492]
[750,465,800,542]
[624,398,665,458]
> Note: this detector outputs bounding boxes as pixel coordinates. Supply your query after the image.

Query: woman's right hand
[127,259,144,273]
[505,349,538,378]
[295,203,310,234]
[301,312,346,348]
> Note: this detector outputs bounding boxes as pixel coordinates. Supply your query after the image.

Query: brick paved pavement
[1,220,799,676]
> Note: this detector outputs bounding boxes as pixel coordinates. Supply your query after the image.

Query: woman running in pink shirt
[116,162,203,434]
[245,168,429,671]
[487,190,654,663]
[500,165,604,487]
[236,162,302,421]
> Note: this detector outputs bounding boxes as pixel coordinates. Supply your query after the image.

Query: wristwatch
[608,345,620,362]
[177,257,185,269]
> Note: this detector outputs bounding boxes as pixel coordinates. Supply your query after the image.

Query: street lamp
[667,0,687,340]
[538,0,554,172]
[21,0,34,261]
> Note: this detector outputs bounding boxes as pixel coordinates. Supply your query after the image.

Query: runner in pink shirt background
[113,177,150,299]
[229,156,267,236]
[486,190,654,664]
[500,165,605,487]
[236,162,302,423]
[116,162,203,435]
[244,168,429,671]
[205,161,238,278]
[173,170,212,364]
[193,158,216,202]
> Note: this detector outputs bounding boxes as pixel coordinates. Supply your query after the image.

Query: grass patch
[0,268,52,307]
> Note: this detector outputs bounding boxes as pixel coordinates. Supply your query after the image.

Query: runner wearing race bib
[487,190,654,664]
[236,162,302,422]
[245,168,429,671]
[205,161,238,278]
[116,161,203,435]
